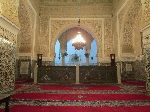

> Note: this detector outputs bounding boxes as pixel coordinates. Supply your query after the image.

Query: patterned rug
[1,81,150,112]
[2,105,150,112]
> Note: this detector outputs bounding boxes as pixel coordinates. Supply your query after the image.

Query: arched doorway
[54,27,97,66]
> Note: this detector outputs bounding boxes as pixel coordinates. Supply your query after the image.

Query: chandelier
[71,0,86,50]
[72,32,86,50]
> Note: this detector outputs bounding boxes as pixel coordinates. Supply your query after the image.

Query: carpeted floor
[12,93,150,101]
[1,81,150,112]
[2,105,150,112]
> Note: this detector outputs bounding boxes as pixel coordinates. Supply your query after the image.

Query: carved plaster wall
[27,0,40,59]
[121,0,141,54]
[113,0,126,13]
[104,19,113,57]
[142,25,150,93]
[39,0,113,18]
[50,19,103,60]
[29,0,40,13]
[113,0,145,81]
[142,0,150,28]
[38,18,114,62]
[112,0,133,59]
[0,0,20,27]
[38,0,114,61]
[113,0,142,61]
[140,0,150,93]
[18,0,36,55]
[38,15,50,57]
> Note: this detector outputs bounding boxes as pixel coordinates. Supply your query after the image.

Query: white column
[61,49,65,66]
[117,63,121,84]
[85,49,90,66]
[86,56,89,65]
[60,38,67,66]
[76,65,80,84]
[61,55,65,66]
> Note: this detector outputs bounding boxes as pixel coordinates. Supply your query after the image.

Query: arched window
[54,40,61,65]
[89,40,97,65]
[54,39,98,66]
[54,27,98,66]
[65,40,86,66]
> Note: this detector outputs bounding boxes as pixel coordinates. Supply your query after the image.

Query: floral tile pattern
[0,37,16,93]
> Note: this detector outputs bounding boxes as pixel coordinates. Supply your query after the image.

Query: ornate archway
[50,18,102,61]
[54,26,98,66]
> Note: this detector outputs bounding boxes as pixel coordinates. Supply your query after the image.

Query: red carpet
[15,84,23,90]
[12,93,150,101]
[8,83,150,112]
[40,85,120,90]
[15,78,33,84]
[4,105,150,112]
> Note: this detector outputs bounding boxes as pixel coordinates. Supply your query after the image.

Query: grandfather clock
[37,54,43,67]
[110,54,115,66]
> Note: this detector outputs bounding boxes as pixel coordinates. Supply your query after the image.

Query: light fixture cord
[77,0,81,26]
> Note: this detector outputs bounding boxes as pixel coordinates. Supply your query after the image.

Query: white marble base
[75,65,80,84]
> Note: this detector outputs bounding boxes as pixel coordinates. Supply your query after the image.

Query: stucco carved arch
[119,0,141,54]
[50,21,102,60]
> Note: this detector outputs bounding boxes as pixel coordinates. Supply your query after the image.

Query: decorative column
[61,50,65,66]
[116,62,121,84]
[76,65,80,84]
[85,52,90,65]
[59,38,67,66]
[85,46,90,65]
[145,54,150,95]
[141,25,150,95]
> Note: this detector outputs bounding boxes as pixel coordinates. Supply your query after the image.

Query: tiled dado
[0,36,16,93]
[0,16,19,93]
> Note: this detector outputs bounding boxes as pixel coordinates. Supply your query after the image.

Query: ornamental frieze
[0,25,17,43]
[40,5,112,18]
